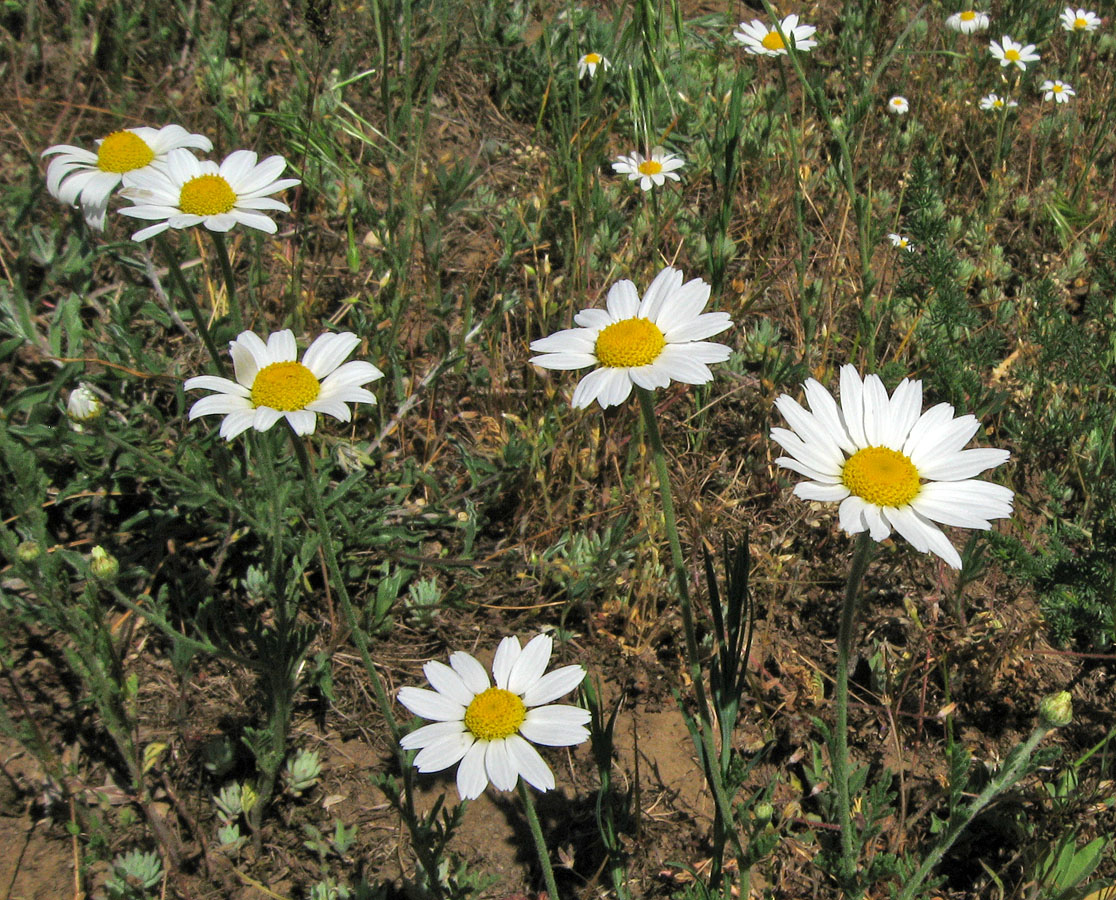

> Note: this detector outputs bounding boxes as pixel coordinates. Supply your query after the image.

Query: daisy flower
[398,634,590,801]
[945,10,990,33]
[888,233,914,251]
[733,14,817,56]
[529,266,732,409]
[66,383,103,424]
[989,35,1039,71]
[770,365,1013,569]
[887,96,910,115]
[611,147,684,191]
[41,124,212,230]
[577,52,611,79]
[1060,7,1101,31]
[118,148,300,242]
[184,330,382,440]
[979,93,1018,110]
[1040,79,1075,102]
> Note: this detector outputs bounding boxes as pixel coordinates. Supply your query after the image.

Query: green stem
[209,231,242,331]
[289,434,444,889]
[897,725,1051,900]
[833,530,874,888]
[155,235,228,376]
[635,386,744,889]
[518,779,561,900]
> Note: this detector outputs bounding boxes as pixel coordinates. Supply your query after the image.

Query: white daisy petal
[492,636,521,690]
[422,660,476,707]
[520,704,592,745]
[504,735,555,792]
[397,686,466,722]
[398,719,467,751]
[449,652,491,694]
[521,665,586,707]
[412,732,474,773]
[507,633,553,695]
[484,739,519,791]
[456,740,490,800]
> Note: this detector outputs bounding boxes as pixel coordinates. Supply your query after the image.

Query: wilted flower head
[67,383,103,424]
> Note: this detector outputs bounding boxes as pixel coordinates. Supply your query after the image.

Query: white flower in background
[989,35,1040,70]
[66,383,103,424]
[770,365,1014,569]
[529,266,732,409]
[184,330,382,440]
[398,634,590,801]
[979,93,1018,110]
[888,233,914,251]
[1040,79,1075,103]
[577,52,611,79]
[945,10,990,33]
[887,96,910,115]
[1060,7,1101,31]
[41,125,212,230]
[733,14,818,56]
[118,148,300,242]
[611,147,684,191]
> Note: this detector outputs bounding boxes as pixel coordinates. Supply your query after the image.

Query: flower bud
[89,546,119,581]
[67,384,103,424]
[1038,691,1073,728]
[754,802,774,823]
[16,540,41,562]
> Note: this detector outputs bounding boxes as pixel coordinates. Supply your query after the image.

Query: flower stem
[155,234,227,376]
[518,779,561,900]
[289,434,444,889]
[833,530,874,887]
[209,231,242,332]
[635,386,743,888]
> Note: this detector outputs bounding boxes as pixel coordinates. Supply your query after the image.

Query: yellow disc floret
[179,174,238,216]
[1004,48,1020,62]
[960,10,976,20]
[761,30,786,51]
[583,52,601,64]
[595,317,666,368]
[1074,16,1088,29]
[463,687,527,741]
[841,446,921,508]
[637,159,663,176]
[250,361,321,411]
[97,131,155,173]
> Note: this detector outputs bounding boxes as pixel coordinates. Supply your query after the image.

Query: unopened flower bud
[16,540,41,563]
[754,802,774,823]
[67,384,103,424]
[89,546,119,581]
[1038,691,1073,728]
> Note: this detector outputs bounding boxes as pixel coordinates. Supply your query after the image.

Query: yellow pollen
[761,30,786,51]
[250,361,320,411]
[1074,16,1087,28]
[97,131,155,173]
[179,174,237,216]
[584,52,601,64]
[464,687,526,741]
[960,10,976,20]
[637,159,663,176]
[595,317,666,368]
[1004,48,1020,61]
[841,446,922,508]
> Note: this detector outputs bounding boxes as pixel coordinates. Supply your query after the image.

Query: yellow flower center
[97,131,155,173]
[179,174,238,216]
[595,317,666,368]
[1053,84,1063,93]
[761,30,786,51]
[841,446,922,508]
[637,159,663,176]
[1004,48,1020,61]
[960,11,976,21]
[1074,16,1088,28]
[250,361,321,411]
[993,98,1003,106]
[583,52,601,64]
[463,687,526,741]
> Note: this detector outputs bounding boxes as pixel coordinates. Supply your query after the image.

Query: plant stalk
[518,779,561,900]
